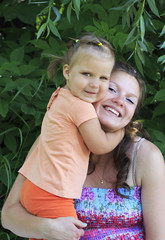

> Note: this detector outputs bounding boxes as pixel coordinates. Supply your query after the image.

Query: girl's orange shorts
[21,179,77,240]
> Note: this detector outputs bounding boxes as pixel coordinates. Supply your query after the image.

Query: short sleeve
[68,99,98,127]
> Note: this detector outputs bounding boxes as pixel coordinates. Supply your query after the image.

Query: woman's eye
[109,87,116,93]
[127,98,134,104]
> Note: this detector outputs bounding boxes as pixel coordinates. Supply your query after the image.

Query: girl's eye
[126,98,134,104]
[100,76,108,80]
[82,72,90,77]
[109,87,116,93]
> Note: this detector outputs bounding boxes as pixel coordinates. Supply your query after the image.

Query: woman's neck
[84,152,117,189]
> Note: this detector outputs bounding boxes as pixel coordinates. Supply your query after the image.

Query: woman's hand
[41,217,86,240]
[1,173,86,240]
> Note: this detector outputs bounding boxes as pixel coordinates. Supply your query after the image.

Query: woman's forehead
[110,71,140,97]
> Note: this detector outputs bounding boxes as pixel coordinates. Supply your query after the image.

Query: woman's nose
[112,94,124,106]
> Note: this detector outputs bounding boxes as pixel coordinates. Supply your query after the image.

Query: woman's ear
[63,64,70,81]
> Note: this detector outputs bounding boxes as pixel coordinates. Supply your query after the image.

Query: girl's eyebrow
[110,81,138,98]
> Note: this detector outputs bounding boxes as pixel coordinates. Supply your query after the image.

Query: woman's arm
[1,173,86,240]
[139,140,165,240]
[1,137,86,240]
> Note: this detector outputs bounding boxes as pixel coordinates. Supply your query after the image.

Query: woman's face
[93,70,140,132]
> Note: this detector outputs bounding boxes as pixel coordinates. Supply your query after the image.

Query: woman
[1,62,165,240]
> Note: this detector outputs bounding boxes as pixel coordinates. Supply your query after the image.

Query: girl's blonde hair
[47,33,115,80]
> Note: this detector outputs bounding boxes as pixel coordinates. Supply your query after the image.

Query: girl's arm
[138,140,165,240]
[1,173,86,240]
[79,118,124,155]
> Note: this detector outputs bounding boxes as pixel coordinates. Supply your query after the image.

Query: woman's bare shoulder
[136,138,165,186]
[138,138,164,162]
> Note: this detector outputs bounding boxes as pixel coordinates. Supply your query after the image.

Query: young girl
[19,34,123,237]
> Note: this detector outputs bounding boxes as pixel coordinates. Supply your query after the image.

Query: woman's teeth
[105,107,119,117]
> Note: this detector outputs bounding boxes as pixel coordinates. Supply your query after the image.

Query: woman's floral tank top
[74,139,146,239]
[74,186,145,239]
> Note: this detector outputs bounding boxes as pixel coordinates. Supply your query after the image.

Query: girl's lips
[85,90,97,95]
[104,106,120,117]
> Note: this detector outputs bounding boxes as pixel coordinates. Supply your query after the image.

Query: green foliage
[0,0,165,239]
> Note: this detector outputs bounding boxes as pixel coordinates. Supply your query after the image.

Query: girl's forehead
[70,48,113,68]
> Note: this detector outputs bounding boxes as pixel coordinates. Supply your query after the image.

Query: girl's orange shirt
[19,88,97,198]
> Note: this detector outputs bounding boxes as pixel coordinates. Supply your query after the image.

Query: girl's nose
[89,79,99,88]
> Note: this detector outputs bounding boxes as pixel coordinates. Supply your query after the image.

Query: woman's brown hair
[89,61,149,197]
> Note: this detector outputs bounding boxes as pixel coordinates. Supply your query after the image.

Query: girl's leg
[21,179,77,240]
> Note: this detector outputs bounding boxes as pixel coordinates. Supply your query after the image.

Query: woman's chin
[101,123,119,132]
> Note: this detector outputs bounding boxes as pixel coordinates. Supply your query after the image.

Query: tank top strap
[132,138,145,186]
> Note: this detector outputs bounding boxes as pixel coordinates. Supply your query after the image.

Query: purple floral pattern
[74,186,145,239]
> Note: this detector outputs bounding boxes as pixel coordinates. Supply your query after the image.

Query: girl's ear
[63,64,70,81]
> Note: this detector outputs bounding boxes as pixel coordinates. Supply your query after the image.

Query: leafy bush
[0,0,164,239]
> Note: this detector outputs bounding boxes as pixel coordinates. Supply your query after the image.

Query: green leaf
[1,81,17,93]
[138,40,148,52]
[48,20,61,39]
[0,99,8,117]
[84,25,98,33]
[101,22,109,32]
[19,65,37,75]
[110,0,138,11]
[134,1,145,24]
[140,15,145,42]
[4,134,17,153]
[73,0,80,11]
[160,25,165,36]
[73,0,80,19]
[19,31,31,45]
[136,46,145,65]
[134,54,143,75]
[122,11,127,28]
[21,104,36,115]
[31,39,50,49]
[0,167,9,187]
[159,41,165,49]
[37,22,47,39]
[46,25,50,38]
[1,62,20,75]
[158,55,165,64]
[153,102,165,118]
[150,129,165,143]
[67,2,72,23]
[16,78,32,89]
[154,89,165,101]
[124,27,136,45]
[10,47,24,62]
[0,57,8,65]
[147,0,159,17]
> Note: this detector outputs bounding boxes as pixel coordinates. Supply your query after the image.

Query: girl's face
[93,71,140,132]
[63,50,114,103]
